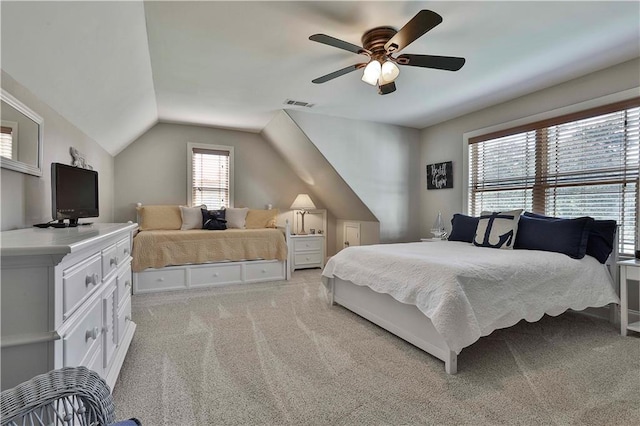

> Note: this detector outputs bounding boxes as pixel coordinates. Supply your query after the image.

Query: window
[187,143,234,210]
[469,98,639,255]
[1,122,18,160]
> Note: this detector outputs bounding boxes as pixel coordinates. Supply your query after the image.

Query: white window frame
[463,88,639,255]
[186,142,234,208]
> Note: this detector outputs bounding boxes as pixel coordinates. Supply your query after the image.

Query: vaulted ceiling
[2,1,638,155]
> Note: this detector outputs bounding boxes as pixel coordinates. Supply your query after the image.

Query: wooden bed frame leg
[445,351,457,375]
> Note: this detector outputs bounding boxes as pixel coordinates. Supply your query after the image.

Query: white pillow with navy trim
[474,209,523,249]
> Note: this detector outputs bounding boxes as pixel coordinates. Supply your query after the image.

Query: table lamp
[290,194,316,235]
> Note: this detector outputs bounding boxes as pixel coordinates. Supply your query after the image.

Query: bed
[132,204,292,293]
[322,240,619,374]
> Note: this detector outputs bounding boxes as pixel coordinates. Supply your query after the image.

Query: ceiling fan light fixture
[380,61,400,84]
[361,60,381,86]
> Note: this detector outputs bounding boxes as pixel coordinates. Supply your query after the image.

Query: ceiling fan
[309,10,465,95]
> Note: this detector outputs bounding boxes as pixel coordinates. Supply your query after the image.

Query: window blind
[191,147,230,210]
[1,126,14,159]
[469,99,639,255]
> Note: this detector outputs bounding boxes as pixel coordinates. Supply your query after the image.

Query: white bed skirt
[133,259,288,294]
[330,276,457,374]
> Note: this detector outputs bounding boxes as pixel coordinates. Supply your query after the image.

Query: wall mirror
[1,89,44,176]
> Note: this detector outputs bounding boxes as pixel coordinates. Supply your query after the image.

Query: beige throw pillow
[246,209,279,229]
[137,205,182,231]
[225,207,249,229]
[180,205,206,230]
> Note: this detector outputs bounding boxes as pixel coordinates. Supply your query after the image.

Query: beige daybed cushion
[137,205,182,231]
[132,228,287,272]
[245,209,279,229]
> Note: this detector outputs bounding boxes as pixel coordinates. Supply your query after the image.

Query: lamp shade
[290,194,316,210]
[380,61,400,84]
[361,60,381,86]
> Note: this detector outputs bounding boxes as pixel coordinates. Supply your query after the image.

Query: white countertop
[1,223,138,257]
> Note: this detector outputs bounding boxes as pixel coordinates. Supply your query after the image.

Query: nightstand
[291,234,324,271]
[618,259,640,336]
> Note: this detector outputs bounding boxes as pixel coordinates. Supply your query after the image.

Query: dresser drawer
[624,265,640,281]
[102,244,118,280]
[63,253,103,320]
[245,261,285,282]
[117,264,132,307]
[63,297,102,368]
[134,268,186,293]
[191,263,243,287]
[117,294,132,343]
[294,252,323,267]
[293,238,323,252]
[116,236,131,266]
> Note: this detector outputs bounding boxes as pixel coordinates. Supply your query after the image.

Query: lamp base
[297,231,308,235]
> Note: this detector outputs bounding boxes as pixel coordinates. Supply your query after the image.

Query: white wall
[420,58,640,237]
[1,70,114,230]
[113,122,313,223]
[287,110,422,243]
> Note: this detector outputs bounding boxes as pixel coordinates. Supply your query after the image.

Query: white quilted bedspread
[322,241,619,354]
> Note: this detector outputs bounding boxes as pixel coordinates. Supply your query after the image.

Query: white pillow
[473,209,523,249]
[180,205,206,230]
[225,207,249,229]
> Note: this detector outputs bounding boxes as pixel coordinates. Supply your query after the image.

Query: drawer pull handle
[125,280,131,288]
[124,249,130,255]
[85,273,99,286]
[110,257,117,266]
[85,327,99,341]
[125,315,132,322]
[262,269,266,273]
[158,277,165,282]
[213,273,219,277]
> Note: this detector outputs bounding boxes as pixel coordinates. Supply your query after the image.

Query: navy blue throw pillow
[585,220,617,263]
[448,214,479,243]
[201,209,227,230]
[515,214,593,259]
[523,212,616,263]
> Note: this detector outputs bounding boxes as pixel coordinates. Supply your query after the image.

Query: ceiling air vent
[283,99,314,108]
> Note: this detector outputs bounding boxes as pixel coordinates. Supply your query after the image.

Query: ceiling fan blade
[312,63,366,84]
[397,54,466,71]
[384,10,443,53]
[309,34,366,55]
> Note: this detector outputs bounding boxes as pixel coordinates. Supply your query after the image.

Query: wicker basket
[1,366,115,426]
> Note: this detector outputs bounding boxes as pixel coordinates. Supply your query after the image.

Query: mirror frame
[1,89,44,177]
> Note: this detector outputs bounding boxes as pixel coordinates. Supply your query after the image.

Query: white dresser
[0,223,138,391]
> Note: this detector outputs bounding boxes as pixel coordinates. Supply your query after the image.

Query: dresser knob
[85,273,99,286]
[213,273,219,277]
[85,327,99,341]
[125,280,131,288]
[110,257,117,266]
[262,269,266,273]
[102,325,110,334]
[124,249,130,255]
[125,315,131,322]
[158,277,164,282]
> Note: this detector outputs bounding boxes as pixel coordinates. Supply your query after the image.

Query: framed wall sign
[427,161,453,190]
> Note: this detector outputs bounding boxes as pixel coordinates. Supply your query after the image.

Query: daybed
[132,204,291,293]
[322,211,620,374]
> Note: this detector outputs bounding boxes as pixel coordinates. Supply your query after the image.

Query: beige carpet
[113,269,640,425]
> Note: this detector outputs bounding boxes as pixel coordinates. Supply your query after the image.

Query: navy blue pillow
[448,214,479,243]
[515,214,593,259]
[586,220,617,263]
[524,212,616,263]
[201,209,227,230]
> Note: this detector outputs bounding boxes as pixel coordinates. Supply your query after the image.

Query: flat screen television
[51,162,99,226]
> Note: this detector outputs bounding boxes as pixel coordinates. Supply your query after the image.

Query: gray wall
[288,110,422,243]
[420,58,640,312]
[1,70,114,230]
[113,122,312,222]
